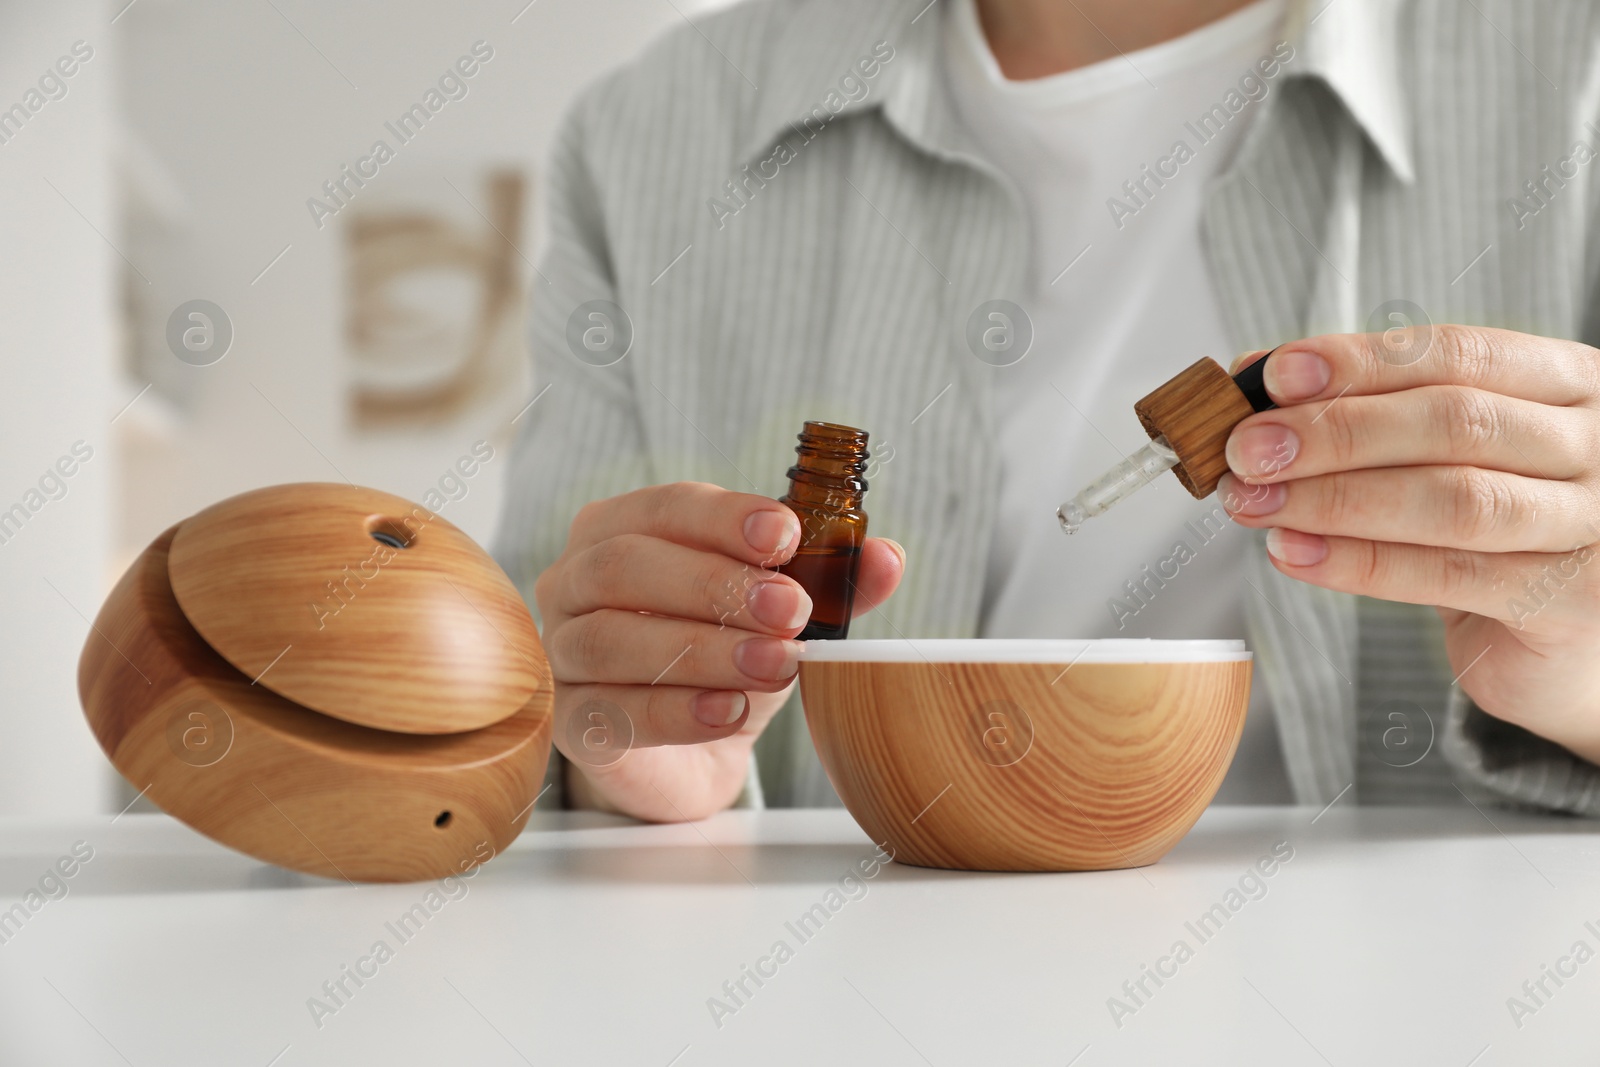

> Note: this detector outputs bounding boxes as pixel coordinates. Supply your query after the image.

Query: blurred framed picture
[343,169,531,433]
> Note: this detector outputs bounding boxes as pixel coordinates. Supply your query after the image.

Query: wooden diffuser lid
[168,483,544,734]
[79,521,552,883]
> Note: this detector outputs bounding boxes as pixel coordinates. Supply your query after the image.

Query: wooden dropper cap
[1133,351,1278,498]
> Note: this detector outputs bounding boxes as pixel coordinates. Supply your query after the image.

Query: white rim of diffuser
[798,638,1251,663]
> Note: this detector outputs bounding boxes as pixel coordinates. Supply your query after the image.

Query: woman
[495,0,1600,821]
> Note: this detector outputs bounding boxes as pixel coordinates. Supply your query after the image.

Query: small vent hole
[434,810,452,829]
[366,515,416,549]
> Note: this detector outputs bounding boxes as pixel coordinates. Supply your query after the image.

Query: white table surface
[1,806,1597,1066]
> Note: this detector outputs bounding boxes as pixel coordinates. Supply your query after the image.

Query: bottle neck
[785,422,869,510]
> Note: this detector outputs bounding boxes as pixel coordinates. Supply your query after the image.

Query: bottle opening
[793,422,870,483]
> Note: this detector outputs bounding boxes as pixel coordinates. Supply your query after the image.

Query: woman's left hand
[1219,326,1600,763]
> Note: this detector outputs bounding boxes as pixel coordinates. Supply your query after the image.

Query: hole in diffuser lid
[366,515,416,549]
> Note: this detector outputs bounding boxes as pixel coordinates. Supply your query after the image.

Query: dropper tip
[1057,500,1086,535]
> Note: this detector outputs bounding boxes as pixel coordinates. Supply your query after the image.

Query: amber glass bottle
[777,422,870,640]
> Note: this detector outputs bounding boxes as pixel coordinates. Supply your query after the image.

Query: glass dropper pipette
[1056,435,1179,534]
[1056,351,1279,535]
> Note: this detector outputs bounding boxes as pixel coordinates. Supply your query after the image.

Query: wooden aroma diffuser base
[799,639,1251,872]
[78,485,553,883]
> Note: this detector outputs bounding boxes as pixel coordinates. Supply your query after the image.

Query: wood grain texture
[1134,357,1255,498]
[798,659,1250,872]
[79,525,552,883]
[168,482,544,734]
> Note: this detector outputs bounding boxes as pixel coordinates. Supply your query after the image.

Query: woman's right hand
[532,481,905,822]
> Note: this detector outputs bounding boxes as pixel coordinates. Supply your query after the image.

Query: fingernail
[1264,349,1331,402]
[1226,423,1299,481]
[693,690,748,727]
[734,638,802,681]
[1218,473,1287,517]
[882,538,907,569]
[1266,528,1328,566]
[745,510,798,555]
[749,579,812,631]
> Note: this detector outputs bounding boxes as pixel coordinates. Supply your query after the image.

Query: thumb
[850,537,905,618]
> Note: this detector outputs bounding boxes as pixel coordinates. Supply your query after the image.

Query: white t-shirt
[943,0,1292,801]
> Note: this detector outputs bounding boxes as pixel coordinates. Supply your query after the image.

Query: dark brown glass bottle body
[777,422,869,641]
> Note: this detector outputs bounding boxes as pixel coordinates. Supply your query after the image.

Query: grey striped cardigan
[495,0,1600,814]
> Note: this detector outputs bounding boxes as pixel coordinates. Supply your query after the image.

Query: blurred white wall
[0,1,118,816]
[115,0,737,555]
[0,0,737,815]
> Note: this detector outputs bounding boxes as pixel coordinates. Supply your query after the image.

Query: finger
[1226,387,1589,484]
[1228,348,1272,374]
[1260,530,1600,633]
[546,608,801,691]
[1219,467,1600,553]
[848,537,906,618]
[567,481,801,566]
[555,682,751,751]
[1262,327,1598,408]
[557,534,812,634]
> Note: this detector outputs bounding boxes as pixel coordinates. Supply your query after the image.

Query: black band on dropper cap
[1231,347,1278,413]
